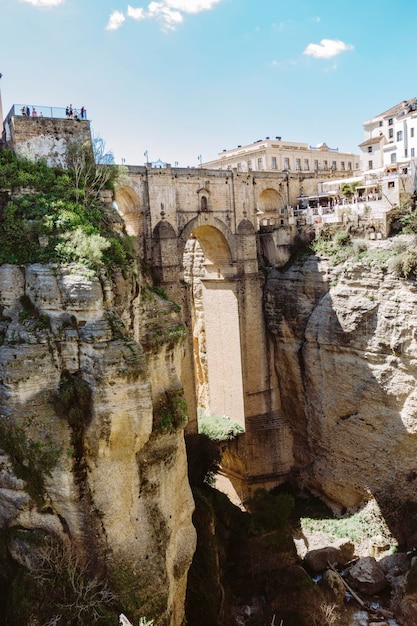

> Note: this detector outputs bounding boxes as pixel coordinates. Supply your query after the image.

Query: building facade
[360,98,417,171]
[358,98,417,209]
[203,136,360,176]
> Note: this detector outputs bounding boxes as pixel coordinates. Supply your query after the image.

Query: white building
[203,137,360,175]
[359,98,417,209]
[360,98,417,170]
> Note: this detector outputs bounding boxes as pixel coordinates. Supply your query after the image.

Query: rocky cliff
[0,262,196,625]
[265,237,417,530]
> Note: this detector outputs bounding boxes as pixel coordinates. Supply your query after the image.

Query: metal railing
[6,104,88,121]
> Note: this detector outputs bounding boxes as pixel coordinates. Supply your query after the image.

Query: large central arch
[182,223,245,427]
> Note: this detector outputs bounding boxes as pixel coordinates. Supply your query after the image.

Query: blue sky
[1,0,416,166]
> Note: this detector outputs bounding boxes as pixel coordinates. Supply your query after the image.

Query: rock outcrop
[265,240,417,524]
[0,263,196,625]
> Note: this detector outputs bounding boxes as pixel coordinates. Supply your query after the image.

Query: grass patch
[198,411,244,441]
[297,495,393,544]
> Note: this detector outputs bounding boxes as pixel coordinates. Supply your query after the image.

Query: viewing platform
[4,104,88,122]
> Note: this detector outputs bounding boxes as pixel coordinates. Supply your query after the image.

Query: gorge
[2,116,417,625]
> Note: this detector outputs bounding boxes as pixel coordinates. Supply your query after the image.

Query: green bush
[0,149,135,272]
[198,412,244,441]
[0,418,61,504]
[394,247,417,278]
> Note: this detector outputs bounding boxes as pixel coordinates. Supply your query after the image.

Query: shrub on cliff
[0,149,135,272]
[312,229,353,265]
[392,247,417,279]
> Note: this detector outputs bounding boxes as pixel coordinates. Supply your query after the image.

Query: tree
[93,135,115,165]
[340,181,360,199]
[66,141,117,207]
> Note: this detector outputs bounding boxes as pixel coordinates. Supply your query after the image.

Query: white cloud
[163,0,223,13]
[148,2,183,29]
[106,10,126,30]
[19,0,64,6]
[110,0,223,31]
[303,38,353,59]
[127,5,146,20]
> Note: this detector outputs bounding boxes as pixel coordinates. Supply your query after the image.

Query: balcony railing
[5,104,88,121]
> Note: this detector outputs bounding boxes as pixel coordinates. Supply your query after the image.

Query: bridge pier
[151,211,294,498]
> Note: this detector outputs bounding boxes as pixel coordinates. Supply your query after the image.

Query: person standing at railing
[32,107,37,118]
[80,106,85,119]
[26,105,30,116]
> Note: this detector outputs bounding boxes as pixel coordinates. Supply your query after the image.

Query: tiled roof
[376,98,416,118]
[359,136,383,147]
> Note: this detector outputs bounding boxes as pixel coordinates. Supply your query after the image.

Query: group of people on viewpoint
[65,104,86,120]
[21,105,42,118]
[20,104,86,120]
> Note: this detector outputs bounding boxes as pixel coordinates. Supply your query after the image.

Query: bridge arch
[181,221,244,427]
[257,187,285,213]
[114,185,145,255]
[178,214,236,266]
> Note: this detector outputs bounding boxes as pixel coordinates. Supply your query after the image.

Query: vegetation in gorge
[0,530,118,626]
[0,418,61,505]
[197,410,245,441]
[0,148,135,271]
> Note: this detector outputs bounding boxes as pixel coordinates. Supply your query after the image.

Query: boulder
[304,546,341,572]
[323,568,345,603]
[346,556,387,594]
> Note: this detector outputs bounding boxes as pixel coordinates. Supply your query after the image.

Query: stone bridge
[113,165,298,493]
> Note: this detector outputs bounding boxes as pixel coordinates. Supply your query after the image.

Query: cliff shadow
[265,245,417,547]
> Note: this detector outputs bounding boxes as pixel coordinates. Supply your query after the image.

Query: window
[368,160,373,170]
[341,161,345,170]
[271,156,277,169]
[314,160,319,171]
[348,161,352,170]
[296,158,301,170]
[257,157,263,170]
[397,130,403,141]
[323,160,328,169]
[304,159,309,170]
[237,162,242,172]
[405,149,408,157]
[355,163,359,169]
[391,153,397,164]
[368,146,373,153]
[201,196,208,211]
[402,167,408,175]
[379,121,383,127]
[332,160,337,170]
[284,157,290,169]
[247,160,252,170]
[389,128,394,139]
[388,181,395,188]
[412,148,415,157]
[411,128,415,138]
[388,118,393,126]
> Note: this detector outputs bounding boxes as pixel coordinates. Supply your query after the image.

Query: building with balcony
[358,98,417,208]
[360,98,417,171]
[202,136,360,176]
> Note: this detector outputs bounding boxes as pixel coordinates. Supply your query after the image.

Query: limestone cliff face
[0,263,195,625]
[265,243,417,514]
